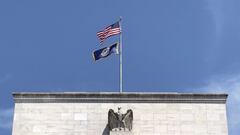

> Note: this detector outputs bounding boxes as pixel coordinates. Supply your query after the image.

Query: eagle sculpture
[108,107,133,131]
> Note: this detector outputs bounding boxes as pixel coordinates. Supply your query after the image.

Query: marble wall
[12,102,228,135]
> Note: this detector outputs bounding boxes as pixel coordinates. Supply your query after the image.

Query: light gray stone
[74,113,87,120]
[110,131,133,135]
[12,92,228,135]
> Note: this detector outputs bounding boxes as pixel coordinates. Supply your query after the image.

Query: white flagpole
[119,17,123,93]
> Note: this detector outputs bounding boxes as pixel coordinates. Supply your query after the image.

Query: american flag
[97,21,121,44]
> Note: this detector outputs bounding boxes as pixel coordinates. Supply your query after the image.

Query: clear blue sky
[0,0,240,134]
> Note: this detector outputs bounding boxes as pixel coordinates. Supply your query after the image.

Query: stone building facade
[12,92,228,135]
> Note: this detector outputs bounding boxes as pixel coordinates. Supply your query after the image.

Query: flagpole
[119,17,123,93]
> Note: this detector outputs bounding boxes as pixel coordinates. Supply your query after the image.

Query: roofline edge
[12,92,228,104]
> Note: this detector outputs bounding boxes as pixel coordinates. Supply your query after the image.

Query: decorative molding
[12,92,228,104]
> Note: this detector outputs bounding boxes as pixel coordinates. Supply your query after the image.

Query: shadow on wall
[102,124,109,135]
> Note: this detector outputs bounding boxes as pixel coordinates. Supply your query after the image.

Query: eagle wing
[108,109,119,130]
[122,109,133,131]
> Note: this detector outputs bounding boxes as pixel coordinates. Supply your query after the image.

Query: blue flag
[92,43,119,61]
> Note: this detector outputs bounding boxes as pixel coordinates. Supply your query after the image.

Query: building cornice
[12,92,228,104]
